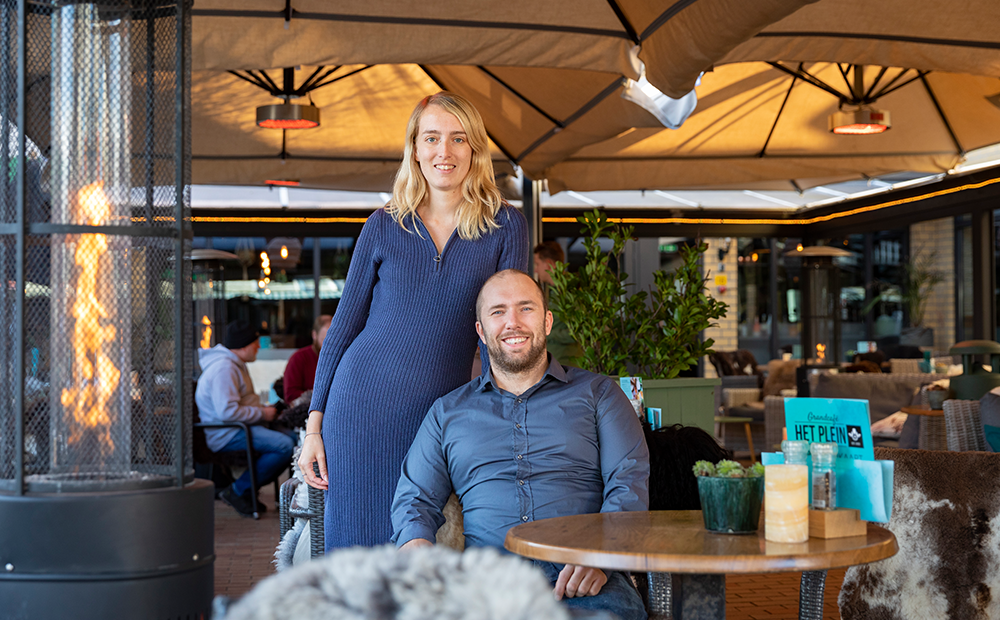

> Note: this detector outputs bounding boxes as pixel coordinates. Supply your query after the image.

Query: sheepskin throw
[224,545,569,620]
[839,447,1000,620]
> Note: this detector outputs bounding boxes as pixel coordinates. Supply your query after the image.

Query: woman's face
[414,104,473,195]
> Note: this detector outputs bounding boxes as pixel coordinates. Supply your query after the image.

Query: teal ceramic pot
[696,476,764,534]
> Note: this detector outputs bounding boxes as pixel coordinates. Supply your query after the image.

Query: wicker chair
[943,399,988,452]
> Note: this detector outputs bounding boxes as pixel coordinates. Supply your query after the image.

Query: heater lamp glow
[256,103,320,129]
[265,179,301,187]
[829,107,890,134]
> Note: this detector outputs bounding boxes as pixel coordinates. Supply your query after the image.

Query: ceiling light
[829,106,890,135]
[256,103,320,129]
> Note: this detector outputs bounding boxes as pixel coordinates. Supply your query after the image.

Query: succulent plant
[692,459,765,478]
[692,460,716,477]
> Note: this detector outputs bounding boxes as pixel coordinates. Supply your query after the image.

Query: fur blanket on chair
[839,447,1000,620]
[225,545,569,620]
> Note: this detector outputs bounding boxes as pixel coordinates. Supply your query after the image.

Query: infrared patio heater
[788,245,852,396]
[0,2,213,618]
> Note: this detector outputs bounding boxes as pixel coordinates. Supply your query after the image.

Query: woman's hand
[299,411,329,490]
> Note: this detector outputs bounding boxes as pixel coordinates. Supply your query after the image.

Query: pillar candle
[765,464,809,543]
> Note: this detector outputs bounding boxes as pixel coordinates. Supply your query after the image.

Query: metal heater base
[0,479,215,620]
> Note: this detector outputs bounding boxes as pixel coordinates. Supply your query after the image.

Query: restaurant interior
[2,1,1000,619]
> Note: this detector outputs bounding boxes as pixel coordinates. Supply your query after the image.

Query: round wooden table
[505,510,898,620]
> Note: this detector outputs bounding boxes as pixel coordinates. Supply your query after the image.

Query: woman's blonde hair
[387,92,505,241]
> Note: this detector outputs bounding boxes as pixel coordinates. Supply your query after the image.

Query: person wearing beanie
[196,319,294,518]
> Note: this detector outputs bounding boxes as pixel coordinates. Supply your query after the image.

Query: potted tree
[548,210,728,433]
[864,251,944,347]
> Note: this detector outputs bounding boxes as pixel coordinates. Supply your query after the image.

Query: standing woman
[298,92,529,549]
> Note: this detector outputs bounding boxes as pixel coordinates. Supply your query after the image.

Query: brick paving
[213,484,847,619]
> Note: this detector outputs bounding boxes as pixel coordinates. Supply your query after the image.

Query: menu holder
[808,508,867,539]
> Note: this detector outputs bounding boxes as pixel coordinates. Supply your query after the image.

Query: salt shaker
[810,442,838,510]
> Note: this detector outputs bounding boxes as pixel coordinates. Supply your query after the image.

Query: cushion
[812,374,919,422]
[981,392,1000,453]
[839,448,1000,620]
[762,359,802,397]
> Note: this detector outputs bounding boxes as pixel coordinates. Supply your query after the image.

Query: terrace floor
[213,480,847,620]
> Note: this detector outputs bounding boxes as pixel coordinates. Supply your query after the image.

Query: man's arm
[282,350,306,403]
[595,380,650,512]
[210,366,269,425]
[390,400,454,547]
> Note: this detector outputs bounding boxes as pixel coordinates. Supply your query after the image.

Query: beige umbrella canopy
[192,63,661,189]
[543,62,1000,192]
[715,0,1000,80]
[191,0,818,98]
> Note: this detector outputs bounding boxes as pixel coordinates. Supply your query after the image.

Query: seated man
[197,320,294,517]
[391,269,650,620]
[282,314,332,403]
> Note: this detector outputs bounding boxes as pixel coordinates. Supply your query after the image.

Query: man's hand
[399,538,433,552]
[298,426,328,490]
[261,406,278,422]
[554,565,607,600]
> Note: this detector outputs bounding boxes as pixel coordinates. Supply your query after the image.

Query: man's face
[313,324,330,350]
[533,254,555,286]
[476,273,553,375]
[236,338,260,363]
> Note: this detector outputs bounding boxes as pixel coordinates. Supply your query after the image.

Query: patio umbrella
[191,62,662,190]
[714,0,1000,81]
[191,0,818,98]
[542,62,1000,192]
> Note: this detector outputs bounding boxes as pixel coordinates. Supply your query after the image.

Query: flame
[200,315,213,349]
[816,343,827,362]
[60,181,121,455]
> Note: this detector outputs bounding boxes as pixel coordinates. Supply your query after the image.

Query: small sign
[658,243,678,253]
[713,274,728,286]
[784,398,875,462]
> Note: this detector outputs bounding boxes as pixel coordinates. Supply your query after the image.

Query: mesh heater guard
[0,0,193,494]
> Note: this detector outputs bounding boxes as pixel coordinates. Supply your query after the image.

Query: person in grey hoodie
[196,320,294,517]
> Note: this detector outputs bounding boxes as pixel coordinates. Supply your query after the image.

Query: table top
[900,405,944,417]
[504,511,898,574]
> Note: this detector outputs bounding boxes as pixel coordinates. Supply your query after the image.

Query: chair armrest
[723,388,762,408]
[194,421,253,432]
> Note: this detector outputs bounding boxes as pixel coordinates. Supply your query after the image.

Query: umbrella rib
[603,0,640,44]
[638,0,699,42]
[298,65,332,93]
[863,67,890,102]
[919,74,964,155]
[870,70,927,101]
[309,65,373,91]
[418,65,520,165]
[255,69,283,95]
[754,30,1000,53]
[837,64,855,99]
[191,9,631,40]
[515,76,625,163]
[758,71,798,158]
[228,70,276,95]
[767,62,845,101]
[476,66,563,127]
[866,68,912,101]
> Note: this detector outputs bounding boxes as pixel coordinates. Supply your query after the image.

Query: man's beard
[486,332,547,375]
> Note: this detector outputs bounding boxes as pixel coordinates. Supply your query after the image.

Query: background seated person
[391,269,650,620]
[197,320,294,517]
[282,314,332,403]
[533,241,583,366]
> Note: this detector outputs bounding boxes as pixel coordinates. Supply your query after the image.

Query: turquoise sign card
[784,398,875,462]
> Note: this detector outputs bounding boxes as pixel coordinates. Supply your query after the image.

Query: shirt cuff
[393,523,438,548]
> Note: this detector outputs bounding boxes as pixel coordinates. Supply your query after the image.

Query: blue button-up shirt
[392,355,649,549]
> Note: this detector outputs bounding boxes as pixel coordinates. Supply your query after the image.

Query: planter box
[643,377,720,435]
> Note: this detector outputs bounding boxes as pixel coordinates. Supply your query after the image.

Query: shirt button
[518,479,525,486]
[521,515,528,521]
[516,398,522,403]
[516,454,523,460]
[515,423,522,429]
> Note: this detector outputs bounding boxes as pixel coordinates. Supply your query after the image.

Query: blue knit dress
[309,205,529,549]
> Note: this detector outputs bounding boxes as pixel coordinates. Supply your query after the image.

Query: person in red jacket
[283,314,332,403]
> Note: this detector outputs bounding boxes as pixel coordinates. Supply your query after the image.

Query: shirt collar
[476,353,569,393]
